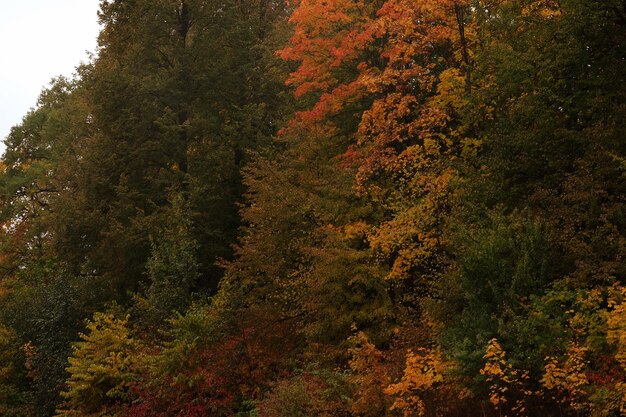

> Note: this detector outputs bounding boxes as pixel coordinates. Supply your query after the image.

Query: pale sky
[0,0,102,151]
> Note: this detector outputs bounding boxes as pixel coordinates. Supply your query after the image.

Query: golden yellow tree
[607,285,626,413]
[56,313,138,417]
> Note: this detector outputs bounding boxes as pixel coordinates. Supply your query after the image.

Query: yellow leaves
[528,285,626,414]
[56,312,139,417]
[521,0,562,19]
[480,338,531,416]
[369,214,440,282]
[608,285,626,367]
[343,221,369,241]
[607,286,626,413]
[343,1,472,288]
[481,339,508,380]
[366,167,454,282]
[384,347,448,417]
[433,68,469,113]
[460,137,482,159]
[541,343,590,411]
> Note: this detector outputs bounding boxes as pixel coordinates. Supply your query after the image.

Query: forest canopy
[0,0,624,416]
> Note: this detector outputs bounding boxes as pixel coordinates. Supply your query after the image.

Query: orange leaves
[278,0,379,97]
[293,81,364,127]
[287,0,368,36]
[357,93,419,149]
[279,0,473,136]
[377,0,460,62]
[279,0,477,383]
[343,221,369,241]
[348,331,391,416]
[349,331,470,417]
[607,286,626,413]
[384,346,449,417]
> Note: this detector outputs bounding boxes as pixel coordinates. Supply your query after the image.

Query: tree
[57,312,138,417]
[139,193,200,325]
[0,325,32,417]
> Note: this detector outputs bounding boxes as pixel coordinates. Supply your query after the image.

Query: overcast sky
[0,0,102,151]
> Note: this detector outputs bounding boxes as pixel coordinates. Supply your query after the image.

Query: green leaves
[141,193,201,324]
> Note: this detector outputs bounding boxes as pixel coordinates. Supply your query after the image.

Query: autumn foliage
[0,0,624,416]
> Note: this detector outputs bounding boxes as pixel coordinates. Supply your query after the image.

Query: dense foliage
[0,0,624,416]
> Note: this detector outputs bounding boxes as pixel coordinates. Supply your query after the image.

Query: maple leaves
[353,0,476,287]
[280,0,475,293]
[278,0,379,98]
